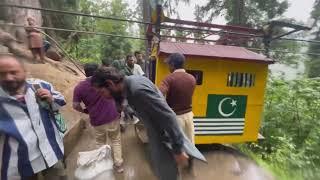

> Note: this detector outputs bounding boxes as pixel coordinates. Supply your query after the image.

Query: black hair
[91,67,124,88]
[167,53,185,69]
[83,63,99,77]
[101,58,110,67]
[126,54,134,61]
[134,51,142,57]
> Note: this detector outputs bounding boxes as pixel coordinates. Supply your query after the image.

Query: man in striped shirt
[0,54,66,180]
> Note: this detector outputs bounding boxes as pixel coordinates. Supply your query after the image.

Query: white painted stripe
[194,122,244,126]
[7,137,20,178]
[0,135,4,178]
[195,126,244,130]
[194,118,245,122]
[195,131,243,135]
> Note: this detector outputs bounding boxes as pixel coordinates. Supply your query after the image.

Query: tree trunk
[143,0,151,56]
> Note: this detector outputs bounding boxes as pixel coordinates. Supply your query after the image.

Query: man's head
[101,58,110,67]
[126,55,135,68]
[0,54,27,94]
[134,51,143,62]
[84,63,99,77]
[27,17,36,26]
[166,53,186,73]
[91,67,125,99]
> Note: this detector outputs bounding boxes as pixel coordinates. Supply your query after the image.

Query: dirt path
[66,124,274,180]
[66,124,156,180]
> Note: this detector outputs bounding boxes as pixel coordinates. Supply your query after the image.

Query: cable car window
[186,70,203,85]
[227,72,255,87]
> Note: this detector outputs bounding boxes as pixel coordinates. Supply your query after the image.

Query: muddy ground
[66,124,274,180]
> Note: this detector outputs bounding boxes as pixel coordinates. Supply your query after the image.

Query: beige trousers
[176,111,195,144]
[177,112,196,179]
[94,119,123,166]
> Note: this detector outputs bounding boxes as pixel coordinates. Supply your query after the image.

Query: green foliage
[40,0,78,39]
[96,0,134,60]
[269,38,307,66]
[196,0,305,66]
[306,53,320,78]
[198,0,288,26]
[242,77,320,179]
[40,0,146,63]
[62,0,144,63]
[154,0,190,15]
[307,0,320,77]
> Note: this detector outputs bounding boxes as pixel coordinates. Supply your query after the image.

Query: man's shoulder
[111,59,125,67]
[27,78,48,84]
[134,63,142,68]
[126,74,143,82]
[164,71,196,84]
[133,64,144,71]
[126,75,152,89]
[163,72,176,82]
[185,72,196,81]
[133,64,145,74]
[26,78,53,89]
[176,71,196,80]
[74,78,90,90]
[77,78,90,84]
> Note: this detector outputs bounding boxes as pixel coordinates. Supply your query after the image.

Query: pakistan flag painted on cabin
[194,95,247,135]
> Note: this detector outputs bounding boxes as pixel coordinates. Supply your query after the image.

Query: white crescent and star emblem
[218,97,237,117]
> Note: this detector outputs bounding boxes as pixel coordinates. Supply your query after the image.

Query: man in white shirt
[119,55,144,131]
[122,55,145,76]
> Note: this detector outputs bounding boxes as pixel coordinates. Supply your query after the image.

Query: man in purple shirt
[72,63,124,173]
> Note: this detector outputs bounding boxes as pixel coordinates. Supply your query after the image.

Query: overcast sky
[284,0,314,22]
[124,0,315,24]
[174,0,315,24]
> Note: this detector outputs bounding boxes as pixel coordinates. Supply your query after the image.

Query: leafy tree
[40,0,78,39]
[96,0,133,61]
[197,0,288,27]
[200,1,307,66]
[244,77,320,179]
[148,0,190,16]
[61,0,139,63]
[132,0,147,53]
[307,0,320,78]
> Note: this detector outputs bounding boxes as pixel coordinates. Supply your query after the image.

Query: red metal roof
[159,42,274,64]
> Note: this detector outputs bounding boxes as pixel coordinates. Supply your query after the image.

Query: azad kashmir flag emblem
[194,95,247,135]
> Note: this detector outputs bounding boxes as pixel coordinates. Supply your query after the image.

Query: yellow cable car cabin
[151,41,274,144]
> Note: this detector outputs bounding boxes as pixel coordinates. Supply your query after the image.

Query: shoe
[114,164,124,173]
